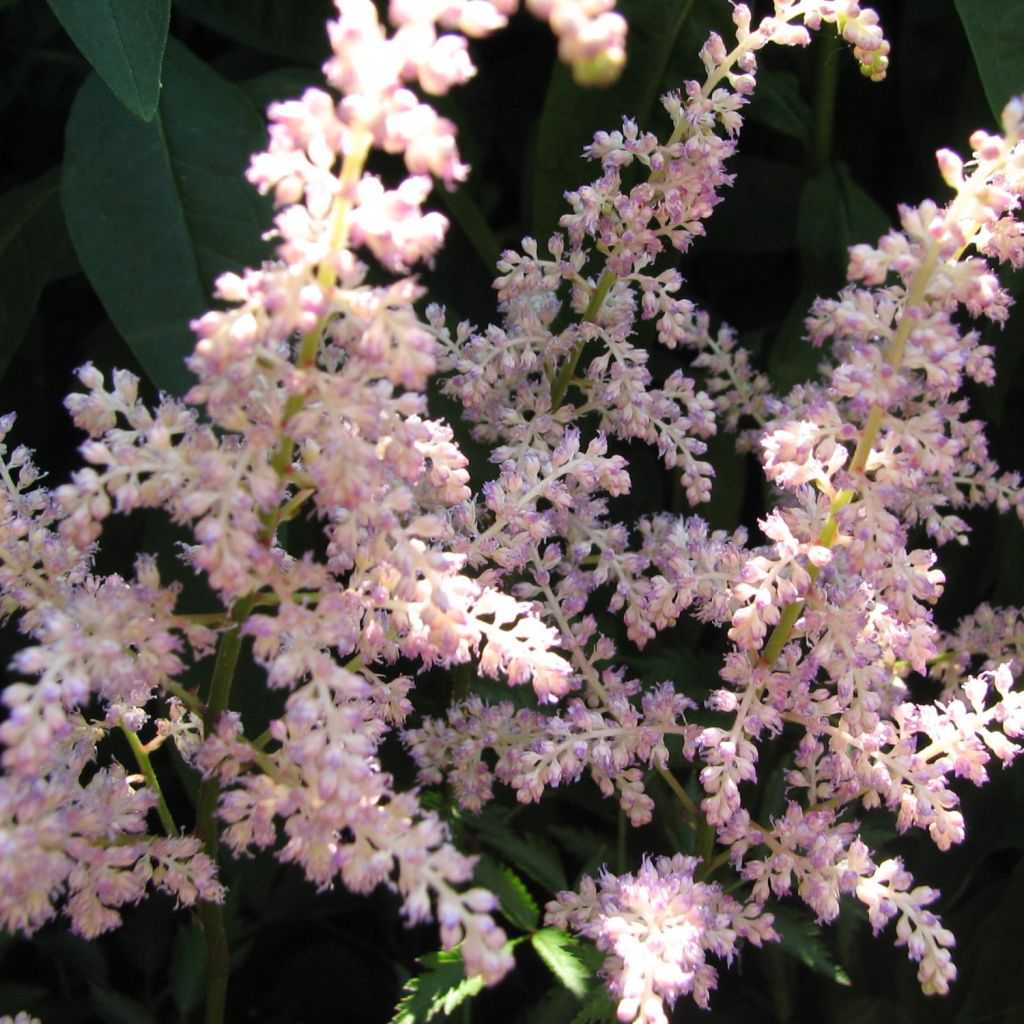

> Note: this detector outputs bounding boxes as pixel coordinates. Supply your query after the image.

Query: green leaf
[89,983,159,1024]
[954,857,1024,1024]
[61,39,273,395]
[955,0,1024,122]
[240,66,322,114]
[474,855,540,932]
[771,904,851,986]
[769,161,890,391]
[746,69,812,144]
[173,0,334,63]
[570,986,618,1024]
[389,949,486,1024]
[169,923,206,1014]
[530,928,593,999]
[471,811,567,893]
[0,168,77,380]
[46,0,169,121]
[435,183,502,276]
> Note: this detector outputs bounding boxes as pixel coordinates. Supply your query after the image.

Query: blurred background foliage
[1,0,1023,1021]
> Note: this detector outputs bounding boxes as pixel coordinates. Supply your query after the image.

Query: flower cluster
[409,2,1024,1019]
[0,0,626,985]
[0,0,1022,1022]
[546,854,777,1022]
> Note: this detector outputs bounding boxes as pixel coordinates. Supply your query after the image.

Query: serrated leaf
[61,38,273,395]
[471,812,567,893]
[0,168,77,379]
[474,855,540,932]
[389,949,486,1024]
[771,904,851,986]
[955,0,1024,122]
[46,0,169,120]
[570,985,618,1024]
[530,928,593,999]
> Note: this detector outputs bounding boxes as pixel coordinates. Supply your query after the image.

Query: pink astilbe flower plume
[0,0,631,987]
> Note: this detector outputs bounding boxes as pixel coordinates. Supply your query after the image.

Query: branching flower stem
[196,591,257,1024]
[122,725,177,837]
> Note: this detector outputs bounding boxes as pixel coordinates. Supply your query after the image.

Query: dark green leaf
[472,811,567,892]
[46,0,169,120]
[240,66,322,114]
[954,857,1024,1024]
[547,823,613,875]
[36,928,109,985]
[530,928,593,998]
[570,984,617,1024]
[89,983,159,1024]
[770,161,890,390]
[0,168,77,379]
[169,923,206,1014]
[173,0,334,63]
[390,948,486,1024]
[61,39,273,395]
[771,904,851,986]
[746,69,812,144]
[955,0,1024,121]
[435,183,502,276]
[474,855,540,932]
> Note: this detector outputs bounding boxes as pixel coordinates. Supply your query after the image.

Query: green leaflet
[955,0,1024,122]
[474,855,541,932]
[46,0,169,121]
[530,928,597,999]
[471,810,568,893]
[61,39,273,396]
[771,904,852,987]
[389,949,486,1024]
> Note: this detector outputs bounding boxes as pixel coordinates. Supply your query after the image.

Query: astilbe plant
[0,1,1023,1023]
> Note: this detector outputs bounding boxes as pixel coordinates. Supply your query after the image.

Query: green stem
[200,901,230,1024]
[549,269,617,409]
[195,593,257,1024]
[811,30,841,168]
[657,766,700,822]
[122,726,177,836]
